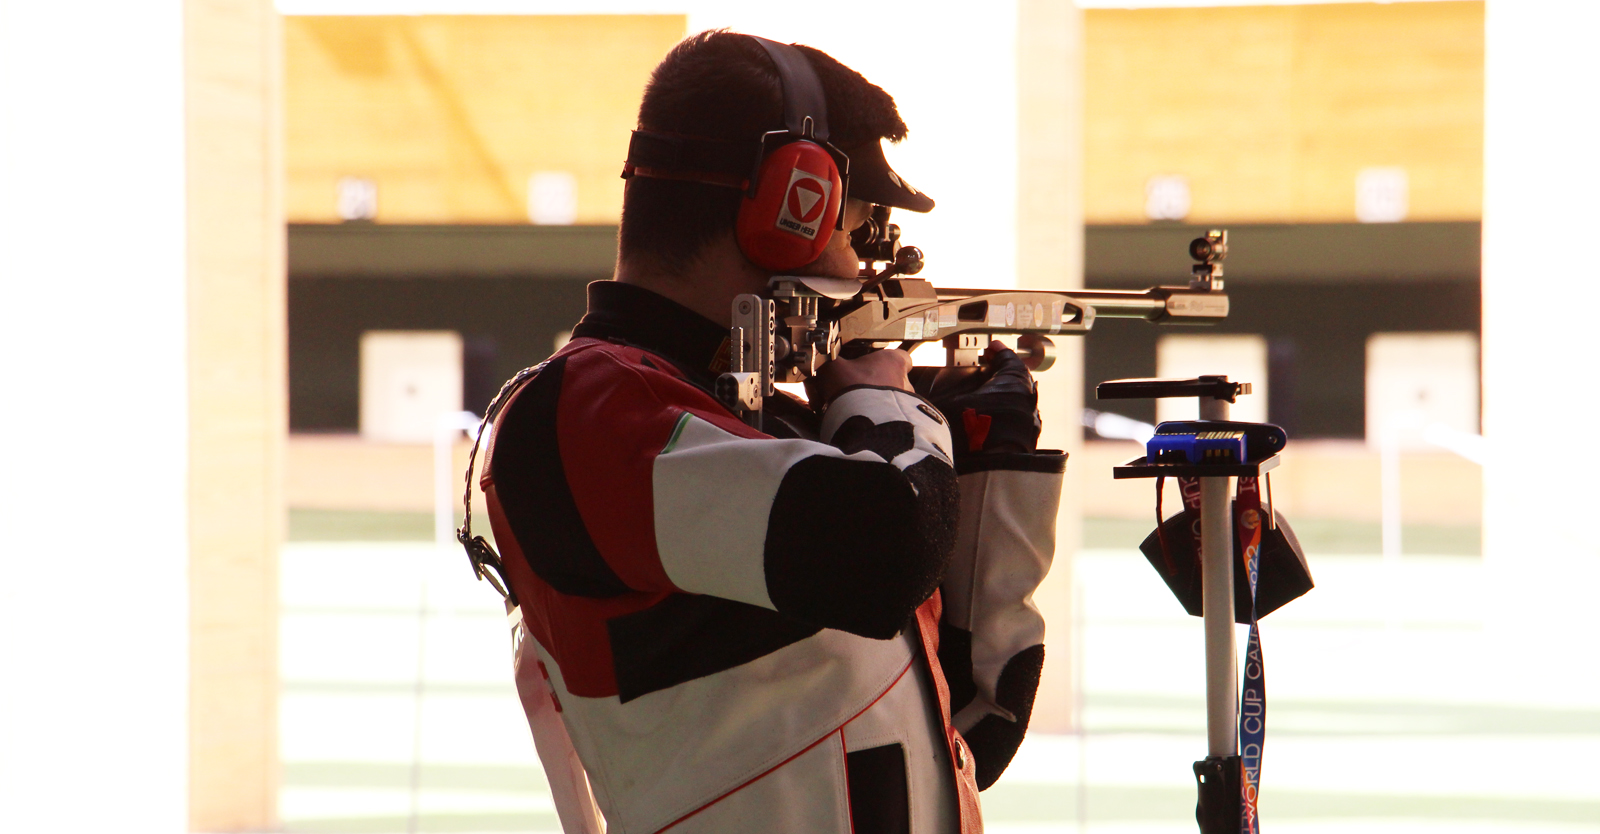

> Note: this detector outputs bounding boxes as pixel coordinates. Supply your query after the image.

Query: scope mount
[1188,229,1227,292]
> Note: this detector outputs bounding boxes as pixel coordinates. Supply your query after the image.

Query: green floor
[281,515,1596,834]
[293,510,1482,557]
[289,509,441,542]
[277,693,1600,832]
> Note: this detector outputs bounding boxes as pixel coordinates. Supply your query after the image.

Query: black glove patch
[831,415,917,462]
[918,346,1041,458]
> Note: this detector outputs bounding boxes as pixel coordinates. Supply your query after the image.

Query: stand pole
[1198,396,1236,758]
[1096,375,1256,832]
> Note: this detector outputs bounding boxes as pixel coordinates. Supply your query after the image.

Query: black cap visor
[843,140,934,213]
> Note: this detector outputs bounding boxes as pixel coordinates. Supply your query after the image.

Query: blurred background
[2,1,1596,832]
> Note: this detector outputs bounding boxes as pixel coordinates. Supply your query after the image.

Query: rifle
[715,206,1232,423]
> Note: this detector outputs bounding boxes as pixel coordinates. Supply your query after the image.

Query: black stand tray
[1113,454,1280,480]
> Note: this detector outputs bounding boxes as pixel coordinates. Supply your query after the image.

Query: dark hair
[617,30,909,274]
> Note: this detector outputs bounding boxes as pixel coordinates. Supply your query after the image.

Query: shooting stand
[1097,375,1278,834]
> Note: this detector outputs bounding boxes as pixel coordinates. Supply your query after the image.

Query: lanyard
[1173,474,1266,833]
[1235,476,1265,834]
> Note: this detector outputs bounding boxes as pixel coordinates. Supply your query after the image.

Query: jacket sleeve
[559,349,959,639]
[937,450,1066,789]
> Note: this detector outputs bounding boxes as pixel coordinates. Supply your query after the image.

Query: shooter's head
[618,30,933,279]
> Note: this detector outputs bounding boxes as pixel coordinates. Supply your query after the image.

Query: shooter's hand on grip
[920,341,1041,457]
[807,347,913,404]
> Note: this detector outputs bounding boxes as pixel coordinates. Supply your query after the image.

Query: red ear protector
[733,37,849,272]
[621,36,850,273]
[735,133,843,271]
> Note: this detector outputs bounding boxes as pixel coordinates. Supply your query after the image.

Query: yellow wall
[285,15,685,224]
[1084,2,1483,224]
[285,6,1481,227]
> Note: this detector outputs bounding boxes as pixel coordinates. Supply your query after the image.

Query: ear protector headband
[622,36,851,272]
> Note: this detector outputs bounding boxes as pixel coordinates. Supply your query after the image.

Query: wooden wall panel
[1085,2,1483,224]
[186,0,284,829]
[1289,3,1484,222]
[285,15,685,224]
[1086,7,1297,224]
[1017,0,1085,736]
[284,7,1480,227]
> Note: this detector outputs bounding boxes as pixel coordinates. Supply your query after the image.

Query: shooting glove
[916,345,1042,460]
[917,343,1064,789]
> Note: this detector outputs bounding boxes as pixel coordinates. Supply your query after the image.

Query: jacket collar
[571,281,729,384]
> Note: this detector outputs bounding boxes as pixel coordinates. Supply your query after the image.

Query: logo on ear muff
[776,168,832,240]
[735,139,842,272]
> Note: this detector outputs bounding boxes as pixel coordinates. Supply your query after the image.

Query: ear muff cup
[736,140,843,272]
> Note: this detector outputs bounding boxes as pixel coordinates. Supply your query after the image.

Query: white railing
[1378,409,1484,562]
[1082,408,1156,444]
[434,410,488,549]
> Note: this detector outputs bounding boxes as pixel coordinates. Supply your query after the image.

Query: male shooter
[473,31,1065,833]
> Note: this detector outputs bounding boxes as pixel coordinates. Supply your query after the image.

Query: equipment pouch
[1139,505,1313,623]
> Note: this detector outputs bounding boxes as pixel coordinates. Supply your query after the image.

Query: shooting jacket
[480,281,1065,834]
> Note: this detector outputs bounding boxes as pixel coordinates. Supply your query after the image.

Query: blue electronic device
[1147,430,1247,464]
[1144,420,1287,465]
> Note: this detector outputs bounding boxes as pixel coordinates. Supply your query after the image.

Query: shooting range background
[282,4,1491,590]
[4,1,1598,832]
